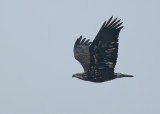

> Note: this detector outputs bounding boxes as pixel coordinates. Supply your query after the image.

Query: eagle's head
[72,72,88,80]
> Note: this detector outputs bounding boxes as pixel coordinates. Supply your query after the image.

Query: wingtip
[113,21,123,29]
[80,38,86,44]
[106,16,113,26]
[75,35,83,47]
[103,21,106,26]
[116,26,124,30]
[110,16,114,20]
[78,35,83,40]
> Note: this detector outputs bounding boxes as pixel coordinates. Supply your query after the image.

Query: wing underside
[74,36,92,71]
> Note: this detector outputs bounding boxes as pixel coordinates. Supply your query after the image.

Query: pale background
[0,0,160,114]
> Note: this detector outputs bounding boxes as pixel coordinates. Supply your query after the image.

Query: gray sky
[0,0,160,114]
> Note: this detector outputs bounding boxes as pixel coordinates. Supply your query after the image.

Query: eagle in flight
[73,16,133,82]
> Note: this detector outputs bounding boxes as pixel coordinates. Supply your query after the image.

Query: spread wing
[90,16,123,70]
[74,36,92,71]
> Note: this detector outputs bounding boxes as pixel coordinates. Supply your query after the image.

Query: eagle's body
[73,16,133,82]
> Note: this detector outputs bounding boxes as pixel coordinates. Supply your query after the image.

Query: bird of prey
[73,16,133,82]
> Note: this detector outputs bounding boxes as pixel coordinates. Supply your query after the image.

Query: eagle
[72,16,133,82]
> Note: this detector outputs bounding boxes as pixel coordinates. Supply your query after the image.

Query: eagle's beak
[72,74,83,80]
[72,74,79,78]
[72,75,76,78]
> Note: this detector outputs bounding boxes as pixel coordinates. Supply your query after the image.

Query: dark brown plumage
[73,16,133,82]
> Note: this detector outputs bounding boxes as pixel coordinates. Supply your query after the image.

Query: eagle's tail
[115,73,134,78]
[121,74,134,77]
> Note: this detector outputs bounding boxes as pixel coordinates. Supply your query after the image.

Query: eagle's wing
[90,16,123,70]
[74,36,92,71]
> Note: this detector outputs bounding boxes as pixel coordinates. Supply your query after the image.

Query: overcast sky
[0,0,160,114]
